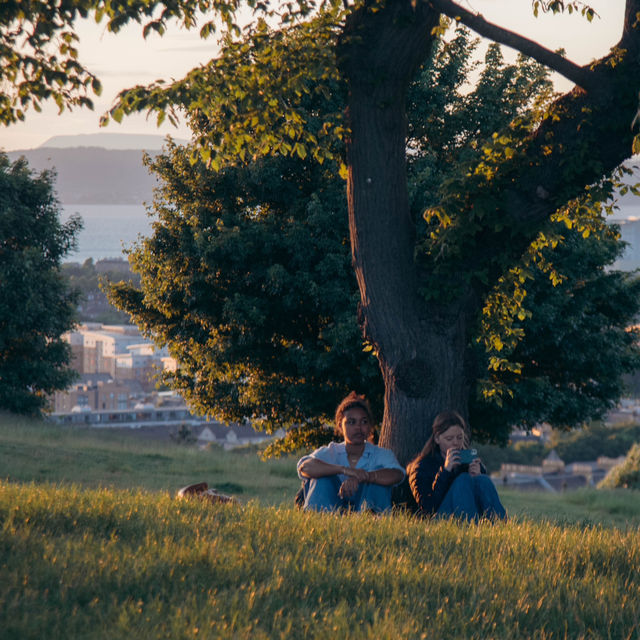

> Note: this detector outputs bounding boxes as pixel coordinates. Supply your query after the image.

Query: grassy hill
[2,414,640,638]
[0,413,298,504]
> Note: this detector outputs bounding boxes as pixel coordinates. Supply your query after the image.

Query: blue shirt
[297,441,405,485]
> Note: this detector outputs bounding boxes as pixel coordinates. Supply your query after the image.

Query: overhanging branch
[428,0,598,91]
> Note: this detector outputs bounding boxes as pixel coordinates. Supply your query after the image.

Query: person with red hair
[407,410,506,521]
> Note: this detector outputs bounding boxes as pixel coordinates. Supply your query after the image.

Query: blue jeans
[302,475,393,513]
[437,473,506,522]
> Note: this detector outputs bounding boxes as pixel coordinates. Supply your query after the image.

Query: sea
[61,202,640,270]
[61,204,151,263]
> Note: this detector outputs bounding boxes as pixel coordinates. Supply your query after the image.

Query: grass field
[0,413,300,504]
[2,414,640,638]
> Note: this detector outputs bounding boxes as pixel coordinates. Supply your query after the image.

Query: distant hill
[7,146,158,205]
[6,133,190,204]
[40,133,187,150]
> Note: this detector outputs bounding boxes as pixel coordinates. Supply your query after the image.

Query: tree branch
[428,0,598,91]
[621,0,640,51]
[435,0,640,296]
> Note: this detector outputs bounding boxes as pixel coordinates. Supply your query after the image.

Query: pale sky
[0,0,626,151]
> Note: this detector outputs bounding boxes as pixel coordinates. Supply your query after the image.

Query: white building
[65,323,176,385]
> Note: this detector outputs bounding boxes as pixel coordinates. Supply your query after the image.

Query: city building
[52,323,177,413]
[64,323,175,390]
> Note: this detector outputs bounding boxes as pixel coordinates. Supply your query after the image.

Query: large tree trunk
[340,0,640,464]
[377,316,471,465]
[339,1,472,464]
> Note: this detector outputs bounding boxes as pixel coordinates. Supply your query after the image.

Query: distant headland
[6,133,188,205]
[38,133,189,151]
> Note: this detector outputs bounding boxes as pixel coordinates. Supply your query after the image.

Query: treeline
[477,422,640,473]
[62,258,140,324]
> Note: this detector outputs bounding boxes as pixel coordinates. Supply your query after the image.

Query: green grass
[3,482,640,639]
[3,413,640,638]
[0,413,301,505]
[499,486,640,528]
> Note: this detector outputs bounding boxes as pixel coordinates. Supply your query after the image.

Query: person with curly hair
[297,392,405,513]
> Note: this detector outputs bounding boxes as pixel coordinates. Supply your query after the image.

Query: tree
[599,442,640,489]
[62,258,140,324]
[4,1,640,461]
[0,153,81,415]
[108,29,640,455]
[470,216,640,442]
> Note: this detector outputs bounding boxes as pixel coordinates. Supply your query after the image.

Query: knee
[452,472,473,488]
[303,475,341,508]
[471,474,495,491]
[449,472,473,496]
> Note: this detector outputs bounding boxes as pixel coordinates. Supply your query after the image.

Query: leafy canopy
[109,26,640,452]
[0,153,81,415]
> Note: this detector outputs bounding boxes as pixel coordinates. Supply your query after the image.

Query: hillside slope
[7,146,159,204]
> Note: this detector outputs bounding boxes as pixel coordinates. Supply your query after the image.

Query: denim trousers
[436,473,506,522]
[302,475,393,513]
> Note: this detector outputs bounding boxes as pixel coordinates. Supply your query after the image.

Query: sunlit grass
[0,412,301,505]
[2,481,640,639]
[3,413,640,637]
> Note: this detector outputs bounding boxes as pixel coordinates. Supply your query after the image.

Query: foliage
[0,0,100,124]
[3,481,640,639]
[109,139,383,433]
[0,153,81,415]
[62,258,139,324]
[0,0,252,125]
[476,421,640,473]
[599,442,640,489]
[169,422,197,444]
[106,9,347,170]
[471,213,640,442]
[110,27,640,451]
[0,0,599,127]
[550,421,640,464]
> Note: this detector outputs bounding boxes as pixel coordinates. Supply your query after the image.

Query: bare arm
[368,468,405,486]
[299,458,403,486]
[298,457,345,478]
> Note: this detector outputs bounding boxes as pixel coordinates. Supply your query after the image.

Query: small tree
[599,443,640,490]
[0,153,81,415]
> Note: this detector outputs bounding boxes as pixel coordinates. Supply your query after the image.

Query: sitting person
[297,392,405,513]
[407,410,506,522]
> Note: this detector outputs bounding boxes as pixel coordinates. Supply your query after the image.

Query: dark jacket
[408,451,486,516]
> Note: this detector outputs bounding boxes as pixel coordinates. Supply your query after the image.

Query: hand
[343,466,370,483]
[444,448,460,471]
[339,476,360,499]
[468,458,482,476]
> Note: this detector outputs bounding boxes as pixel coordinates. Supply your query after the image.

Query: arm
[298,457,402,485]
[367,445,406,487]
[298,457,350,478]
[367,468,405,486]
[337,467,404,500]
[408,456,455,515]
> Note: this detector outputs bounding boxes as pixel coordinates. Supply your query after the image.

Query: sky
[0,0,626,151]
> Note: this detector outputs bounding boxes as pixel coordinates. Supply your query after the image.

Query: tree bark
[338,1,477,464]
[340,0,640,465]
